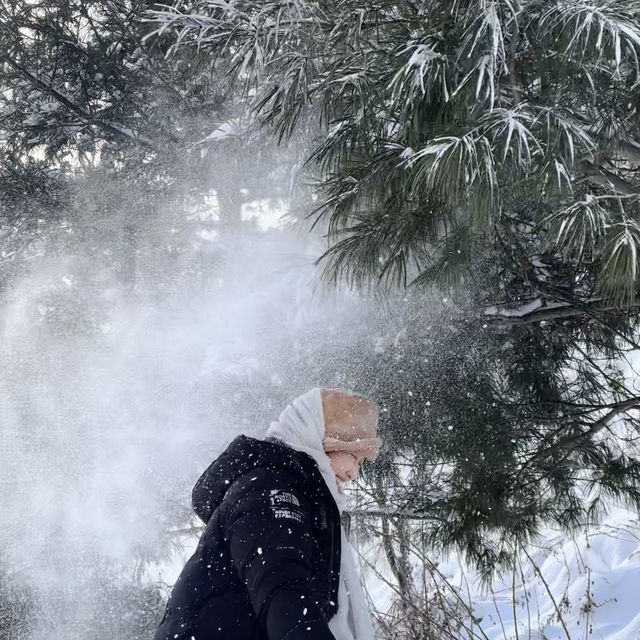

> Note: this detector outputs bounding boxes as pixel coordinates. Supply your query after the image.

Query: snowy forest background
[2,1,640,639]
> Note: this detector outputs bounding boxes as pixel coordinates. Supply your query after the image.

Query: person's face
[327,451,366,485]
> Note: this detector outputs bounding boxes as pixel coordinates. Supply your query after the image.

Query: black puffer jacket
[154,435,342,640]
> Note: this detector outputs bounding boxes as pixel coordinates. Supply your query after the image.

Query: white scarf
[265,388,375,640]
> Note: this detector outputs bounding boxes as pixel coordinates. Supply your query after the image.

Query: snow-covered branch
[483,297,632,325]
[0,53,157,149]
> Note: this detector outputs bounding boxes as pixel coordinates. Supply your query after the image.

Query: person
[153,387,379,640]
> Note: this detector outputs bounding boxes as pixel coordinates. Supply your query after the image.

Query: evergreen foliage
[151,0,640,299]
[151,0,640,574]
[2,0,640,621]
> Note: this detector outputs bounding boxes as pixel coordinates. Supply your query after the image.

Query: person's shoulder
[218,437,320,511]
[227,464,304,497]
[220,463,311,527]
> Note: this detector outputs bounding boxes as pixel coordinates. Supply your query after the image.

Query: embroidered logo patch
[269,490,303,523]
[269,490,300,506]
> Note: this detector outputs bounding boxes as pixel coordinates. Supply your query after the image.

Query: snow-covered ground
[472,510,640,640]
[151,503,640,640]
[358,506,640,640]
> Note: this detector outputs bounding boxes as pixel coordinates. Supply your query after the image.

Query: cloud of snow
[0,178,380,637]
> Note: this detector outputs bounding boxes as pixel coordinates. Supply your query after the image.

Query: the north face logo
[269,489,303,523]
[269,490,301,507]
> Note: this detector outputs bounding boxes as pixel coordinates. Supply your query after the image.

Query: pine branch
[556,397,640,453]
[519,396,640,476]
[483,297,635,324]
[579,160,637,195]
[350,509,444,522]
[0,53,157,149]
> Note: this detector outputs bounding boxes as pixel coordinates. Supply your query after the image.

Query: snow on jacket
[153,434,342,640]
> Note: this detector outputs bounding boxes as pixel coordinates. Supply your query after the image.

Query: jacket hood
[191,435,312,523]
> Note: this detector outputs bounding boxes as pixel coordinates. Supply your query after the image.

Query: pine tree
[152,0,640,574]
[150,0,640,299]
